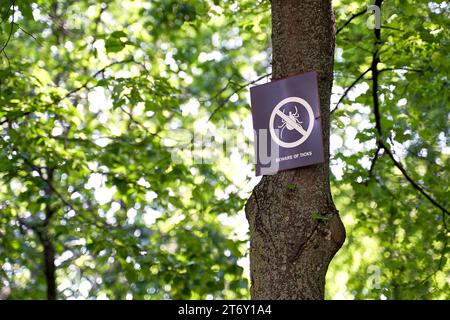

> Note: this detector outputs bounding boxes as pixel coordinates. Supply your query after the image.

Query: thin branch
[379,141,449,216]
[0,0,15,54]
[208,73,271,121]
[374,177,449,287]
[17,215,33,230]
[16,151,77,215]
[199,76,233,103]
[0,111,31,126]
[365,145,382,185]
[416,233,448,287]
[379,67,424,74]
[0,0,12,24]
[90,3,107,50]
[331,67,371,114]
[64,58,134,97]
[336,9,366,35]
[0,59,135,126]
[370,2,449,216]
[381,25,404,32]
[119,105,160,138]
[2,50,11,73]
[16,23,42,45]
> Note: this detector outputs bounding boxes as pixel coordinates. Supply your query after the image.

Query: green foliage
[0,0,448,300]
[327,0,449,299]
[0,0,270,299]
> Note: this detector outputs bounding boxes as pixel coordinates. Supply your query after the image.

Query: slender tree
[245,0,346,299]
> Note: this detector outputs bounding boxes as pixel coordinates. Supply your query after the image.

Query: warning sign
[250,71,324,176]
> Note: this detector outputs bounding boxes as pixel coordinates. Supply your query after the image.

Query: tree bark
[41,168,57,300]
[36,228,56,300]
[42,236,57,300]
[245,0,346,299]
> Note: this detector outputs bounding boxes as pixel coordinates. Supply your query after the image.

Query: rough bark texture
[42,236,56,300]
[36,224,56,300]
[245,0,346,299]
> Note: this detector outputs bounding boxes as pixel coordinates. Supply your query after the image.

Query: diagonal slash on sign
[275,110,307,136]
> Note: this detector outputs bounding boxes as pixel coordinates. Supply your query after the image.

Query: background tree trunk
[245,0,346,299]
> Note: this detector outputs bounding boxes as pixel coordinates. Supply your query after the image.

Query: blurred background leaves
[0,0,448,299]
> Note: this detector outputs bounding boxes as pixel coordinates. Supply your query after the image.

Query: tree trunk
[43,237,57,300]
[36,229,56,300]
[245,0,346,299]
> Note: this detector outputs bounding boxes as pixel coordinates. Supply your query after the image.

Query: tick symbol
[269,97,315,148]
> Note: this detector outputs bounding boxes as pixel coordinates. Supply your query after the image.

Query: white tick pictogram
[269,97,315,149]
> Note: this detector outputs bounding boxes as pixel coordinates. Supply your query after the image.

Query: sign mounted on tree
[250,71,324,176]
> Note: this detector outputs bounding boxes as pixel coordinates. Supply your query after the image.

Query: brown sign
[250,71,324,176]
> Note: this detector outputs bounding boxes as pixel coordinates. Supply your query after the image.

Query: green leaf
[105,37,125,53]
[111,31,127,39]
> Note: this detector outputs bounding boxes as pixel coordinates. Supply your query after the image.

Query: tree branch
[16,23,42,45]
[379,140,449,215]
[331,67,371,114]
[336,9,366,35]
[64,58,134,97]
[381,25,403,32]
[365,145,382,185]
[15,164,57,300]
[0,1,12,24]
[370,0,449,216]
[208,73,271,121]
[2,50,11,73]
[0,0,15,54]
[0,58,135,126]
[119,105,161,138]
[379,67,424,74]
[34,226,56,300]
